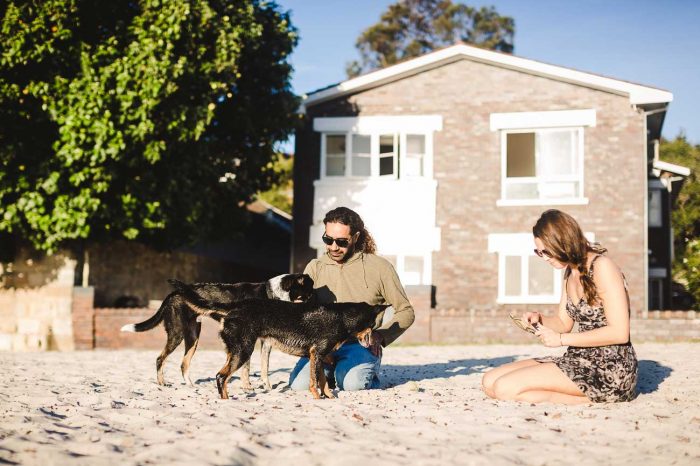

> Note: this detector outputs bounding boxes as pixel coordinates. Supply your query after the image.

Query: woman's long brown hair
[533,209,606,305]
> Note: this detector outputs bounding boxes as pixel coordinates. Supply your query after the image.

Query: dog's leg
[216,353,238,400]
[180,319,201,386]
[308,347,321,400]
[260,339,273,390]
[317,355,335,398]
[217,337,256,400]
[239,359,253,391]
[322,354,337,390]
[317,360,336,399]
[156,333,183,386]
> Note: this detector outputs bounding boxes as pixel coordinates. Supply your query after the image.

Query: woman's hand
[534,324,562,348]
[522,311,542,329]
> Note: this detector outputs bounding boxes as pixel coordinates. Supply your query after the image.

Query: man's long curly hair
[533,209,607,305]
[323,207,377,254]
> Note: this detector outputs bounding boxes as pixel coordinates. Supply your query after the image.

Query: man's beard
[330,243,356,263]
[341,244,356,261]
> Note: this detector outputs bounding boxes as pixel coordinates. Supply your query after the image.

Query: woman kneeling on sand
[482,209,638,404]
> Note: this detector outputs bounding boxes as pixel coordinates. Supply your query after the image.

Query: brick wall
[396,306,700,344]
[94,305,225,350]
[71,287,95,350]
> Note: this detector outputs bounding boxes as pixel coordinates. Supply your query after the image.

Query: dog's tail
[166,278,228,322]
[120,296,169,333]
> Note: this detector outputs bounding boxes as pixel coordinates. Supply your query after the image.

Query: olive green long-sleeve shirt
[303,251,415,346]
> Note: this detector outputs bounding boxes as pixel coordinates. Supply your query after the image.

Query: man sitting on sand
[288,206,415,391]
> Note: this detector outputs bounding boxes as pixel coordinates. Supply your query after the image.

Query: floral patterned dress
[536,256,638,403]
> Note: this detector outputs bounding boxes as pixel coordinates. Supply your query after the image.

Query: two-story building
[292,43,684,341]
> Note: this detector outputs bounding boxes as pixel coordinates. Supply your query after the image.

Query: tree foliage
[257,152,293,215]
[660,134,700,305]
[0,0,299,254]
[347,0,514,77]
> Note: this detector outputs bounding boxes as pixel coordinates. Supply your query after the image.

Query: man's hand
[369,333,383,358]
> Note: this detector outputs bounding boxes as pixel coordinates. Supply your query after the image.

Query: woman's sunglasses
[322,234,351,248]
[533,248,554,259]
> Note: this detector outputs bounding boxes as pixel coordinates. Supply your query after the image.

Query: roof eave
[300,44,673,111]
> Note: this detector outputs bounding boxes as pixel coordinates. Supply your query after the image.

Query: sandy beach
[1,343,698,465]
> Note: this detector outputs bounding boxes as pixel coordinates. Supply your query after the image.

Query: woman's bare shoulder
[591,255,624,282]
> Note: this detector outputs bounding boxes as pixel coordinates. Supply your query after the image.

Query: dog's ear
[300,274,313,286]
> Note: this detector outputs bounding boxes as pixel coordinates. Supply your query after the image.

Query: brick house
[292,43,686,341]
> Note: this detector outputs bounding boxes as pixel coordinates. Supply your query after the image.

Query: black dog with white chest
[121,273,314,386]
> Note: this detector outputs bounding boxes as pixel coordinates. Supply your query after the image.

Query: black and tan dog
[174,285,387,400]
[120,274,314,386]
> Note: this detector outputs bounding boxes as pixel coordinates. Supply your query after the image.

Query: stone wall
[0,251,76,351]
[88,241,271,308]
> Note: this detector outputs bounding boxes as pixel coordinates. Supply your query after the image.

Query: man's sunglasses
[322,234,351,248]
[533,248,554,259]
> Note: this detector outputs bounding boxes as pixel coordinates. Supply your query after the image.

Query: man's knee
[338,365,377,391]
[289,376,310,391]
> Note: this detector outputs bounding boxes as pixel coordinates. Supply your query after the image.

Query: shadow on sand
[381,356,518,388]
[636,360,673,394]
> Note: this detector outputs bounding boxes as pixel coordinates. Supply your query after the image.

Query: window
[325,134,346,177]
[351,134,371,176]
[648,189,663,227]
[404,134,425,177]
[379,135,397,177]
[381,254,429,286]
[315,115,442,180]
[502,128,583,201]
[321,132,412,179]
[489,233,576,304]
[490,109,595,206]
[499,254,561,303]
[404,256,424,285]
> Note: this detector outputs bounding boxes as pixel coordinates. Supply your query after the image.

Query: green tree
[0,0,298,258]
[257,152,293,215]
[347,0,514,77]
[660,133,700,305]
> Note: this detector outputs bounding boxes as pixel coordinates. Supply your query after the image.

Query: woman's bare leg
[516,390,589,405]
[482,359,539,398]
[491,362,589,404]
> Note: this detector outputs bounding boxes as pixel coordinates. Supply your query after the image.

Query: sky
[276,0,700,150]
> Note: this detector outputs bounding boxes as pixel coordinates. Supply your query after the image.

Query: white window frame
[488,232,595,304]
[496,253,563,304]
[395,253,432,286]
[400,133,432,178]
[320,132,348,178]
[315,116,441,180]
[491,109,595,207]
[327,251,432,286]
[376,133,400,179]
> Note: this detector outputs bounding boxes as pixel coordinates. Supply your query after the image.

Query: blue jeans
[288,341,381,391]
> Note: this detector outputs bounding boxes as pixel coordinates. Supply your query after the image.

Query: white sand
[1,343,698,465]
